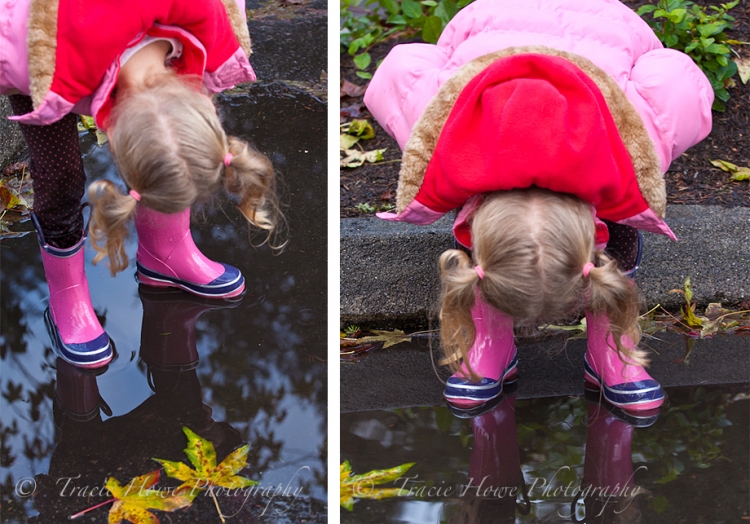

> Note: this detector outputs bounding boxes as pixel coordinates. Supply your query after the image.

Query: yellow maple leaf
[340,460,415,511]
[105,471,194,524]
[153,427,257,522]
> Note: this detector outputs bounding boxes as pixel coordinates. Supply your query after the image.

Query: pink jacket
[365,0,713,176]
[0,0,254,127]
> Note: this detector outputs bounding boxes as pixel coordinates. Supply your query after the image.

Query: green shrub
[637,0,740,112]
[341,0,475,79]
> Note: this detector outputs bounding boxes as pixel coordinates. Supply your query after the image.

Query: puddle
[340,331,750,413]
[0,85,326,522]
[341,384,749,523]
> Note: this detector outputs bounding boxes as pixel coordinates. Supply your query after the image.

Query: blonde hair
[439,188,645,381]
[88,74,283,274]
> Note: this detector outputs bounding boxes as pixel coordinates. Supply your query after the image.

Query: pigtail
[88,180,138,275]
[585,251,647,366]
[223,136,286,249]
[438,249,483,381]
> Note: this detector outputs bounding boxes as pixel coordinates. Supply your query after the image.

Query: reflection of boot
[583,312,664,411]
[53,358,111,423]
[573,397,651,524]
[138,286,239,391]
[134,206,245,299]
[450,393,523,524]
[34,214,112,369]
[444,291,517,408]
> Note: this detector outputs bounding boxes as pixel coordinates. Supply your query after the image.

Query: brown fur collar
[27,0,59,109]
[397,46,666,218]
[221,0,253,57]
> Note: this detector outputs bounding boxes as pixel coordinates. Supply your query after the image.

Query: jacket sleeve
[624,48,713,173]
[364,43,450,149]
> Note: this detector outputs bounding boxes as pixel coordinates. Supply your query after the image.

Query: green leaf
[356,71,373,79]
[705,43,730,55]
[353,52,372,70]
[668,8,687,23]
[408,14,427,29]
[387,14,407,25]
[380,0,400,15]
[434,0,458,25]
[422,15,443,43]
[652,496,669,513]
[340,134,360,150]
[401,0,423,19]
[346,119,375,139]
[637,4,658,16]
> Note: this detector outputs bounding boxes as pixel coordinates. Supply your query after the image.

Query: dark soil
[340,0,750,218]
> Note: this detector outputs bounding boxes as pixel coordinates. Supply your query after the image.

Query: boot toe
[137,262,245,299]
[584,358,664,410]
[45,310,113,369]
[444,376,503,406]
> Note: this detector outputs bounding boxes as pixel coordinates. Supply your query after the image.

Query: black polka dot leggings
[601,219,640,273]
[8,94,86,250]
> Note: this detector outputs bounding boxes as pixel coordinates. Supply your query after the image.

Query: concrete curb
[341,205,750,325]
[0,97,27,168]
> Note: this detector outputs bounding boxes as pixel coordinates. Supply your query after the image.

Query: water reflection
[341,385,748,523]
[0,86,327,522]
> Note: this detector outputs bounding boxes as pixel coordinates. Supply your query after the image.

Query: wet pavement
[0,84,326,522]
[341,384,749,523]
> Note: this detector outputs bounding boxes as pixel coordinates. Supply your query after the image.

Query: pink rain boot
[134,207,245,299]
[444,291,518,408]
[575,396,653,522]
[583,312,664,411]
[455,392,526,521]
[36,222,113,369]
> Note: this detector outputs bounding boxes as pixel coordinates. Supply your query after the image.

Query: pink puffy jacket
[365,0,713,175]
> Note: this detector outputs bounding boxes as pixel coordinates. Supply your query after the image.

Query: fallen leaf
[96,129,109,146]
[80,115,97,130]
[340,461,415,511]
[705,303,732,321]
[340,134,360,150]
[3,161,28,177]
[736,56,750,84]
[709,159,750,181]
[340,103,364,123]
[0,178,30,212]
[345,328,409,349]
[340,148,386,168]
[340,79,367,98]
[153,427,256,522]
[343,119,375,140]
[380,189,394,201]
[154,427,256,494]
[104,471,195,524]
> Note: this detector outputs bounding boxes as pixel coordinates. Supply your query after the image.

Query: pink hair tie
[582,262,595,277]
[475,266,485,280]
[129,189,141,202]
[223,153,233,167]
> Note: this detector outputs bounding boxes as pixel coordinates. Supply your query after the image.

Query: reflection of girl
[2,0,281,369]
[365,0,713,411]
[33,287,244,522]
